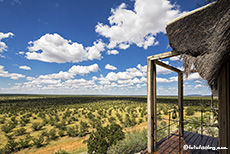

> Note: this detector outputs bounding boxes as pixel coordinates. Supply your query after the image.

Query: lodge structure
[146,0,229,153]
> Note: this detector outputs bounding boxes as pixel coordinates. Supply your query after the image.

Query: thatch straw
[166,0,230,89]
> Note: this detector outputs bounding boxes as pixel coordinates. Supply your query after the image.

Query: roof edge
[167,1,216,26]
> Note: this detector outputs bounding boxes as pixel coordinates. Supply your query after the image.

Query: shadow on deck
[142,130,218,154]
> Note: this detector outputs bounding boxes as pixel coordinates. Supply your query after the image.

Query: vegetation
[0,95,218,153]
[85,123,125,154]
[107,129,147,154]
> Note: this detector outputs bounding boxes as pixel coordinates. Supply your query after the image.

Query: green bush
[107,129,147,154]
[18,137,31,149]
[85,123,125,154]
[58,130,65,137]
[79,121,90,137]
[1,122,16,133]
[49,128,57,140]
[186,107,195,116]
[32,135,44,148]
[66,125,79,137]
[31,122,43,131]
[15,127,26,136]
[55,149,70,154]
[4,139,19,153]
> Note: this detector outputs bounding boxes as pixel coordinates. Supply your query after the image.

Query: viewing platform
[142,130,218,154]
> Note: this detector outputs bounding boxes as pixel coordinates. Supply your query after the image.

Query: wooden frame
[147,51,184,153]
[218,60,230,154]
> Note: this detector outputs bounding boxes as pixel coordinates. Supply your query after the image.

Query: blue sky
[0,0,211,95]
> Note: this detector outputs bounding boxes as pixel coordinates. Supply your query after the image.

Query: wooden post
[153,61,157,152]
[147,59,155,153]
[211,94,214,125]
[218,60,230,154]
[178,72,184,137]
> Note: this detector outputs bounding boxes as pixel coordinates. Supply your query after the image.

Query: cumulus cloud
[105,64,117,70]
[137,61,172,75]
[157,76,177,83]
[26,33,106,63]
[0,65,25,80]
[38,64,99,80]
[0,32,14,53]
[185,73,202,81]
[96,0,185,50]
[19,65,31,70]
[107,50,119,55]
[195,84,207,88]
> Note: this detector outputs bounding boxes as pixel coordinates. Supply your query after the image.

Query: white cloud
[185,73,202,81]
[26,33,106,63]
[107,50,119,55]
[195,80,202,83]
[86,40,106,60]
[195,84,207,88]
[0,32,14,53]
[137,62,172,75]
[157,61,172,74]
[26,76,35,80]
[105,64,117,70]
[39,64,99,80]
[18,51,24,55]
[157,77,174,83]
[19,65,31,70]
[96,0,185,50]
[170,55,181,61]
[0,65,25,80]
[99,80,111,85]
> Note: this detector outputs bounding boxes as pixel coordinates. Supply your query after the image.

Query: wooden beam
[153,63,157,152]
[155,60,182,73]
[178,72,184,137]
[147,51,179,61]
[218,60,230,154]
[147,59,155,153]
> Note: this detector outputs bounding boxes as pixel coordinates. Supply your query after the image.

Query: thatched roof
[166,0,230,89]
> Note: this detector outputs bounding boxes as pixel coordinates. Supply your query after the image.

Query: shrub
[0,116,6,124]
[1,122,16,133]
[107,129,147,154]
[85,123,125,154]
[31,122,43,131]
[4,139,19,153]
[66,125,79,137]
[18,137,31,149]
[41,131,49,137]
[108,117,116,123]
[55,149,70,154]
[49,128,57,140]
[55,122,66,131]
[79,121,89,137]
[32,135,44,148]
[186,107,195,116]
[58,130,65,137]
[15,128,26,136]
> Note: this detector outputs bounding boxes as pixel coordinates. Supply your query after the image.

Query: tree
[79,121,89,137]
[85,123,125,154]
[4,139,18,153]
[66,125,79,137]
[49,128,57,140]
[31,122,43,131]
[32,135,44,148]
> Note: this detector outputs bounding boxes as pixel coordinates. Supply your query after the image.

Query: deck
[142,131,218,154]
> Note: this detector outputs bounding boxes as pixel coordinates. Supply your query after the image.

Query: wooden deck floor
[142,131,218,154]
